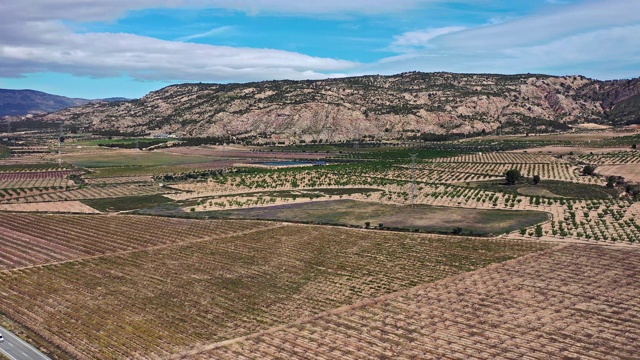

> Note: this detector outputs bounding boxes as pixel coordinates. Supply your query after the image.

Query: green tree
[505,169,522,185]
[582,165,597,176]
[533,174,541,185]
[535,224,543,237]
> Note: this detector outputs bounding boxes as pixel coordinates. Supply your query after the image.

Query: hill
[0,89,133,118]
[23,72,640,142]
[0,89,94,117]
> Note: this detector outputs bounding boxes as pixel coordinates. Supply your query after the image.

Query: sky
[0,0,638,99]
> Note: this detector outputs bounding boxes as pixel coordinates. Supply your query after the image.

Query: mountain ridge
[12,72,640,142]
[0,89,131,117]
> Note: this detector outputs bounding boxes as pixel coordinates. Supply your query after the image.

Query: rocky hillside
[30,72,640,142]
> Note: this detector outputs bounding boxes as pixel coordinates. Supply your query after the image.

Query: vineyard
[1,183,173,204]
[0,168,83,202]
[0,213,274,270]
[0,223,550,359]
[197,244,640,359]
[0,130,639,359]
[579,150,640,164]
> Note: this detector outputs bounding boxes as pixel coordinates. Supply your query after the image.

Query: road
[0,325,51,360]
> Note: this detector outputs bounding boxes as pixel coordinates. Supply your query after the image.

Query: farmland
[0,128,639,359]
[0,222,550,359]
[198,244,640,359]
[203,199,549,235]
[0,213,274,270]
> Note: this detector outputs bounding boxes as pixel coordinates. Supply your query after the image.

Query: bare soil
[596,164,640,183]
[0,201,100,213]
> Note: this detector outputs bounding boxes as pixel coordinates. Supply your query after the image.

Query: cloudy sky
[0,0,638,98]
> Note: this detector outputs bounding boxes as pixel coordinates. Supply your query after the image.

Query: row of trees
[506,163,602,186]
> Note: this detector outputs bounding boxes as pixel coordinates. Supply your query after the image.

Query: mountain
[0,89,132,117]
[0,89,92,117]
[27,72,640,142]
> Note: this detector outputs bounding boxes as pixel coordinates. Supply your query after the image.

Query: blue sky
[0,0,638,99]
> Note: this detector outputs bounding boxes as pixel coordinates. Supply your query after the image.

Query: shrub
[533,175,541,185]
[505,169,522,185]
[582,165,596,176]
[535,224,543,238]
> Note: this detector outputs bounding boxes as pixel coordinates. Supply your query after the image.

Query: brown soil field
[0,201,100,214]
[0,223,550,359]
[197,244,640,359]
[596,164,640,183]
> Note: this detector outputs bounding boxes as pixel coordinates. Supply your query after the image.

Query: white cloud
[0,29,357,81]
[377,0,640,79]
[1,0,639,88]
[0,1,359,83]
[390,27,466,52]
[176,26,235,42]
[187,0,440,16]
[427,0,640,51]
[0,0,444,23]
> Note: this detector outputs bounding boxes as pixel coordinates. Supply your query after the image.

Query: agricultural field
[60,149,215,168]
[0,222,550,359]
[0,129,639,359]
[202,199,549,236]
[198,244,640,359]
[0,201,100,214]
[4,183,172,204]
[0,213,274,270]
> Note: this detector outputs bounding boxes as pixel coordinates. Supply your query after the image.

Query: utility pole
[409,153,418,206]
[135,139,140,162]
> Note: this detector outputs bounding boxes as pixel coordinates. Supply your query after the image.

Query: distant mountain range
[7,72,640,141]
[0,89,130,117]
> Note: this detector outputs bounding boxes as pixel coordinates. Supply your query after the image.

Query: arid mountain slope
[34,72,640,142]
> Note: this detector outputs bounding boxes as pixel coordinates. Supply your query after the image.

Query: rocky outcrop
[18,72,640,142]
